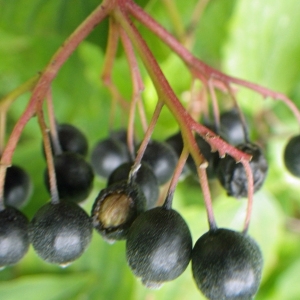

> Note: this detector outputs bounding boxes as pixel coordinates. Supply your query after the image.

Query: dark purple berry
[126,207,192,288]
[217,143,268,198]
[44,152,94,203]
[91,137,130,179]
[56,123,89,157]
[0,206,30,267]
[219,108,247,146]
[192,228,263,300]
[284,134,300,177]
[4,165,32,208]
[91,180,146,242]
[110,128,129,145]
[30,201,92,266]
[107,162,159,209]
[141,140,177,185]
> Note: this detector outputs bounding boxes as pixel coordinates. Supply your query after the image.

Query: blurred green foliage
[1,0,300,299]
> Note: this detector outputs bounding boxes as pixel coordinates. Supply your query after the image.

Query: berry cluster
[87,109,267,299]
[1,0,300,299]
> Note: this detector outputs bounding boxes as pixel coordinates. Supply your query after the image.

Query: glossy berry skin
[44,152,94,203]
[4,165,32,208]
[192,228,263,300]
[56,123,89,157]
[219,109,246,146]
[284,135,300,177]
[91,137,130,179]
[91,180,146,242]
[126,207,192,288]
[110,129,129,146]
[107,162,159,209]
[141,140,177,185]
[30,201,92,265]
[217,143,268,198]
[0,206,30,267]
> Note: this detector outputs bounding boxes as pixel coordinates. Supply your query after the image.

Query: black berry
[0,206,30,267]
[4,165,32,208]
[44,152,94,203]
[91,137,130,179]
[219,108,247,146]
[91,180,146,242]
[30,201,92,266]
[141,140,177,185]
[217,143,268,198]
[192,228,263,300]
[126,207,192,288]
[107,162,159,209]
[284,134,300,177]
[55,123,89,157]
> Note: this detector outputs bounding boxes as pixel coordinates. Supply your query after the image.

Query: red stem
[46,90,62,155]
[128,0,300,128]
[0,0,112,203]
[36,107,60,204]
[113,6,207,168]
[197,167,217,230]
[129,101,164,179]
[119,26,144,159]
[163,146,189,210]
[120,1,252,165]
[208,78,220,132]
[242,160,254,233]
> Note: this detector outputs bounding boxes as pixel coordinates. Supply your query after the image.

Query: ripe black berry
[0,206,30,267]
[4,165,32,208]
[91,180,146,242]
[91,136,130,179]
[55,123,89,157]
[192,228,263,300]
[107,162,159,209]
[141,140,177,185]
[217,143,268,198]
[44,152,94,203]
[30,201,92,265]
[284,134,300,177]
[126,207,192,288]
[110,128,130,145]
[219,108,247,146]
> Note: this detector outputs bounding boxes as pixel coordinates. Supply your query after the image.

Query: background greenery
[1,0,300,299]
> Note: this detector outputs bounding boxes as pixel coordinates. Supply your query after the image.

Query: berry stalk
[101,17,130,129]
[129,101,164,179]
[46,90,63,155]
[128,0,300,128]
[163,146,189,210]
[0,0,113,205]
[118,1,252,164]
[119,25,145,159]
[36,103,59,205]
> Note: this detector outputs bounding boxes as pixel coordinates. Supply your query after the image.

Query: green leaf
[194,0,238,66]
[270,259,300,300]
[0,273,97,300]
[223,0,300,112]
[0,0,108,48]
[224,0,300,92]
